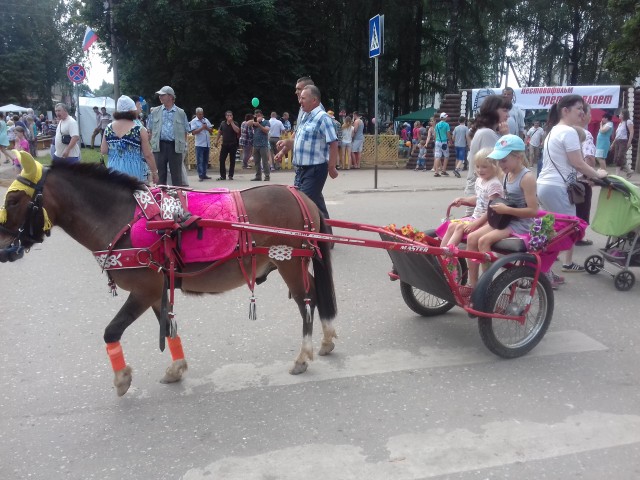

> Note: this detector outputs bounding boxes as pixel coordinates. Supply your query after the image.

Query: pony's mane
[50,162,144,191]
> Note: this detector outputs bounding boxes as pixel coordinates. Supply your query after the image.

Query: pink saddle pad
[130,191,239,263]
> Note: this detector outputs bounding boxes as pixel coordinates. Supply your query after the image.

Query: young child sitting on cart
[438,147,503,247]
[466,135,539,287]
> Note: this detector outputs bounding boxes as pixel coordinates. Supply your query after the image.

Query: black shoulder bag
[487,175,518,229]
[544,137,585,205]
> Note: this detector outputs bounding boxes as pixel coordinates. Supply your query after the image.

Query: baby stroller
[584,175,640,291]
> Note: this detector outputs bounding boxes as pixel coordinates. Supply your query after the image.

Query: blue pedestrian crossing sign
[369,14,384,58]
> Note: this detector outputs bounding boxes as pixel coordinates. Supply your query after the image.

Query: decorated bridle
[0,151,52,263]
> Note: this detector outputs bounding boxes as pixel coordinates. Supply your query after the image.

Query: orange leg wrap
[106,341,126,371]
[167,336,185,361]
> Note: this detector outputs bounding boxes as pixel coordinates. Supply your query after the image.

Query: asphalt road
[1,165,639,479]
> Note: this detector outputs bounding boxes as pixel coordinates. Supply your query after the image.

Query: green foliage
[0,0,85,112]
[606,0,640,84]
[93,81,115,97]
[79,0,630,123]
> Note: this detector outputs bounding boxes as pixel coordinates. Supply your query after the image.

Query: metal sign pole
[369,14,383,190]
[374,56,378,189]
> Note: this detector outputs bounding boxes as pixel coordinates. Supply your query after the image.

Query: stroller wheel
[584,255,604,275]
[614,270,635,292]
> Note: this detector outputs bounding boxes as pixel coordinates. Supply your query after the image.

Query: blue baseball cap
[488,134,526,160]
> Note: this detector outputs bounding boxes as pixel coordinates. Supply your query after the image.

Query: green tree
[606,0,640,84]
[0,0,85,112]
[93,81,115,97]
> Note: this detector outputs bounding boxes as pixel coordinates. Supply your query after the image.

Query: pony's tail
[312,215,337,319]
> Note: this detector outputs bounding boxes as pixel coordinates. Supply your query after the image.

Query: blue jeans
[195,146,209,179]
[294,163,329,219]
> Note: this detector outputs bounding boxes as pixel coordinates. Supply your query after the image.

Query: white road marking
[180,411,640,479]
[179,330,606,394]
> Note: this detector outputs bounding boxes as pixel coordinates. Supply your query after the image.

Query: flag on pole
[82,27,99,51]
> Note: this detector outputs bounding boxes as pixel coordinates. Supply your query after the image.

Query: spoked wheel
[400,281,455,316]
[584,255,604,275]
[399,259,467,317]
[478,266,553,358]
[614,270,635,291]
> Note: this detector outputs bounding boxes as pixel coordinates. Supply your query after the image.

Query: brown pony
[0,152,337,396]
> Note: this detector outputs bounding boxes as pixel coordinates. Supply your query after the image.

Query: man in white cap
[433,112,452,177]
[147,86,190,186]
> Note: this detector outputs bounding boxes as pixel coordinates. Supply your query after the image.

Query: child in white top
[439,147,503,247]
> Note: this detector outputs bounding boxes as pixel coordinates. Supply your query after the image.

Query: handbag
[487,176,518,230]
[544,137,585,205]
[61,134,72,145]
[488,198,517,229]
[567,181,586,204]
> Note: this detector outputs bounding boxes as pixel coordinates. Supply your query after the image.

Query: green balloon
[251,97,259,108]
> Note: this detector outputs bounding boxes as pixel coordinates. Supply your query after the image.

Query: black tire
[400,281,456,316]
[584,255,604,275]
[478,266,554,358]
[399,258,467,317]
[614,270,635,291]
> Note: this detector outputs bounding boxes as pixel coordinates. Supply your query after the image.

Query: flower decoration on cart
[442,244,460,282]
[384,224,426,243]
[528,213,556,251]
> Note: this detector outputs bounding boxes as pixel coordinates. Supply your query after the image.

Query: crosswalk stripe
[179,330,606,394]
[181,411,640,479]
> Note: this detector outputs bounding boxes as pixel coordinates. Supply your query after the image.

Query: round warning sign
[67,63,87,84]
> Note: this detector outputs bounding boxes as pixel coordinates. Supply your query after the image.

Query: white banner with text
[471,86,621,111]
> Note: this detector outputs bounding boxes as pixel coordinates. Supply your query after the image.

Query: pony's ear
[17,150,38,181]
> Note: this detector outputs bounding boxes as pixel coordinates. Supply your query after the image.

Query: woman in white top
[612,109,634,178]
[537,94,607,273]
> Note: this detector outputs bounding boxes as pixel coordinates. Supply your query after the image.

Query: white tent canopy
[77,96,115,147]
[0,103,30,113]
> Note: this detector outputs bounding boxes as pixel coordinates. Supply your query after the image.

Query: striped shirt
[293,106,337,166]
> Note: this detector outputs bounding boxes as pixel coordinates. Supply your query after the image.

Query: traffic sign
[369,15,384,58]
[67,63,86,84]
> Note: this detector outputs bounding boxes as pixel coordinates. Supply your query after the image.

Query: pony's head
[0,151,52,262]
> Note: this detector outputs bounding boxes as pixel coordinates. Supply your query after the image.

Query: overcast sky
[85,49,114,90]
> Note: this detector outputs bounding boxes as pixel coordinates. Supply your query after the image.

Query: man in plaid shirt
[290,85,338,220]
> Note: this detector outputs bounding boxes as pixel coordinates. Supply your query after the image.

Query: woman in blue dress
[595,112,614,170]
[101,95,159,184]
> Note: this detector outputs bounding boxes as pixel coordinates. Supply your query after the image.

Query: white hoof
[160,359,188,384]
[114,365,132,397]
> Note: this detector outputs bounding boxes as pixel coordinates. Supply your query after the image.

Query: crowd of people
[0,109,52,164]
[3,84,635,277]
[433,92,632,289]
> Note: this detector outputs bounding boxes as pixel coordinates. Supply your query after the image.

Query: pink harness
[92,185,320,328]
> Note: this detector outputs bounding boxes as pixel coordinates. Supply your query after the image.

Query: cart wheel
[478,266,554,358]
[400,281,455,317]
[584,255,604,275]
[614,270,635,291]
[398,259,467,317]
